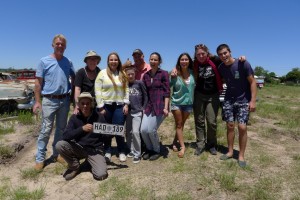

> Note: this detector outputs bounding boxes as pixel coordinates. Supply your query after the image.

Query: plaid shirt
[143,68,170,116]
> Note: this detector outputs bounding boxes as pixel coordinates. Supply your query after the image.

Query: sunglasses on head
[195,44,207,50]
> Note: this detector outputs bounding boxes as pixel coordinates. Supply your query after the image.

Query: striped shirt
[94,69,129,108]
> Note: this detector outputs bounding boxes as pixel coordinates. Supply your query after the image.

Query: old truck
[0,72,34,114]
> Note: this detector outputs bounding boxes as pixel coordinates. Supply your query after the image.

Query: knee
[93,172,108,181]
[175,122,183,129]
[55,140,67,152]
[227,123,235,131]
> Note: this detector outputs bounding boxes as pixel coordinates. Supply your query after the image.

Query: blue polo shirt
[36,55,75,95]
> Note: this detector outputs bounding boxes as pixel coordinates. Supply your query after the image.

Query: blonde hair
[106,52,127,90]
[52,34,67,46]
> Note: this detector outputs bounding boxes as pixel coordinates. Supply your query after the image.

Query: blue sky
[0,0,299,76]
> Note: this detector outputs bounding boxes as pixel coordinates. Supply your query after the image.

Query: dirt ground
[0,111,299,199]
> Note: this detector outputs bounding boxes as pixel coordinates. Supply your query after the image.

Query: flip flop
[220,154,233,160]
[238,160,247,168]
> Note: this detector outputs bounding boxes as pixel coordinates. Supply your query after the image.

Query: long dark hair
[175,53,193,78]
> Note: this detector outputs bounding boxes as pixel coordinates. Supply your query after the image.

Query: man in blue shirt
[33,34,75,170]
[217,44,257,168]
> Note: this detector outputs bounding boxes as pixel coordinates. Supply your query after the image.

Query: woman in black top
[74,50,101,114]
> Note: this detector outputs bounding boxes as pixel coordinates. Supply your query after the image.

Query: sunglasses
[194,44,207,50]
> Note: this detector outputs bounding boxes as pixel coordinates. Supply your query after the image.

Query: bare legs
[225,122,247,161]
[172,110,190,157]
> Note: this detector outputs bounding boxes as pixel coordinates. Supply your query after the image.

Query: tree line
[254,66,300,84]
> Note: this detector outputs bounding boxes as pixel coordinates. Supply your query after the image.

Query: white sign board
[93,122,125,136]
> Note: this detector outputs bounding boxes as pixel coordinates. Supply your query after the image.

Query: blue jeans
[36,96,70,162]
[140,114,165,153]
[103,103,126,153]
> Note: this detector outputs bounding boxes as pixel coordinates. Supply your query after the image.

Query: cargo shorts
[222,100,249,124]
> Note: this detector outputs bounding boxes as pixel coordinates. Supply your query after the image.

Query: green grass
[218,172,238,192]
[96,177,135,199]
[0,145,14,159]
[0,124,14,136]
[20,168,41,180]
[17,111,34,125]
[10,186,45,200]
[247,177,281,200]
[165,191,192,200]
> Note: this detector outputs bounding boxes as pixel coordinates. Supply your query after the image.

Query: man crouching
[56,92,108,181]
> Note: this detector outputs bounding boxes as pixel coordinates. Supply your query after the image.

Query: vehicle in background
[11,70,36,80]
[255,75,265,89]
[0,72,34,114]
[0,72,17,81]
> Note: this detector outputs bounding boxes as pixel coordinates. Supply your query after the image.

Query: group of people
[32,34,257,181]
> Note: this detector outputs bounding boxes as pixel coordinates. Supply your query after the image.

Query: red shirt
[135,62,151,80]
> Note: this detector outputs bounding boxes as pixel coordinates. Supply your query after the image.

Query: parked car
[0,73,34,114]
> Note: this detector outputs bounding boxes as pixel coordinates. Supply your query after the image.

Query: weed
[0,124,14,136]
[257,154,274,168]
[169,159,185,173]
[218,172,238,192]
[10,186,45,200]
[165,191,192,200]
[97,177,135,199]
[17,111,34,125]
[247,177,280,200]
[292,154,300,161]
[20,168,41,180]
[0,145,14,159]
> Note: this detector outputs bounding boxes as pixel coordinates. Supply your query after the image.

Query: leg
[140,114,154,151]
[131,112,142,158]
[53,97,70,158]
[36,98,57,163]
[238,124,247,161]
[87,153,108,180]
[55,141,86,171]
[193,92,207,150]
[226,122,235,157]
[220,100,235,159]
[148,115,165,154]
[112,105,126,153]
[206,94,219,149]
[125,114,133,151]
[236,102,250,162]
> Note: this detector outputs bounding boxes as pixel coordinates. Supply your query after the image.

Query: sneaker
[127,152,134,158]
[64,169,80,181]
[194,147,204,156]
[119,153,127,162]
[209,147,217,155]
[149,153,160,161]
[105,153,111,162]
[34,162,44,171]
[133,157,141,164]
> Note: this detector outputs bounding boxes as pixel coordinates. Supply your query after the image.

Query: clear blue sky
[1,0,299,76]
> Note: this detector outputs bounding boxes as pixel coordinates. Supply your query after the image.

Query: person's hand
[163,108,169,116]
[249,101,256,112]
[170,67,178,77]
[97,107,106,115]
[73,106,79,114]
[82,124,93,133]
[33,102,42,114]
[123,104,128,115]
[123,58,132,68]
[238,56,246,62]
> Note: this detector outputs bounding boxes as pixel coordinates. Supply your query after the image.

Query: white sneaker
[119,153,127,162]
[105,153,111,162]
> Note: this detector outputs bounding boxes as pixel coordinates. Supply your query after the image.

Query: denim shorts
[222,100,249,124]
[171,104,193,113]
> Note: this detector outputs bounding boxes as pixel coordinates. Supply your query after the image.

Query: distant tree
[254,66,267,76]
[286,68,300,83]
